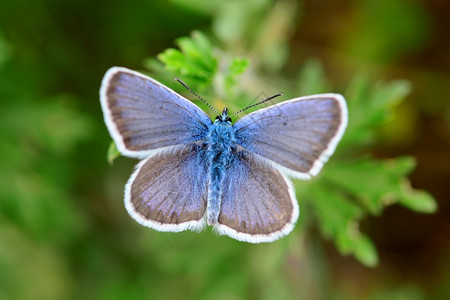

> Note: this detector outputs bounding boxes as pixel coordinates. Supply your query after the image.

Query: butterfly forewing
[100,67,212,158]
[233,94,347,179]
[215,150,299,243]
[125,144,208,232]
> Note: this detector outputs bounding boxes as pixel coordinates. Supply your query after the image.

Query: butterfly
[100,67,348,243]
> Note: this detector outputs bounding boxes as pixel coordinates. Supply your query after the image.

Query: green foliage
[172,0,298,72]
[107,142,120,165]
[0,30,10,66]
[0,0,443,299]
[0,95,92,298]
[341,0,431,63]
[341,76,413,148]
[146,31,437,268]
[296,59,331,96]
[302,73,436,266]
[158,31,217,91]
[224,57,250,96]
[150,30,251,107]
[293,72,435,266]
[0,97,92,240]
[324,157,436,214]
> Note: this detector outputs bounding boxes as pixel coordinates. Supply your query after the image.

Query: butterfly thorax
[208,114,235,152]
[206,108,237,225]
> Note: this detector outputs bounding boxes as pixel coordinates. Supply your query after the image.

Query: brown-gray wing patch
[233,94,347,179]
[214,151,299,243]
[125,143,208,232]
[100,67,212,158]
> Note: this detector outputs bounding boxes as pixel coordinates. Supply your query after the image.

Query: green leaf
[341,76,412,148]
[323,156,422,215]
[152,31,250,105]
[157,31,217,91]
[107,141,120,165]
[306,151,436,266]
[398,179,437,213]
[305,183,362,239]
[224,57,249,95]
[352,234,379,267]
[305,184,378,267]
[325,155,436,215]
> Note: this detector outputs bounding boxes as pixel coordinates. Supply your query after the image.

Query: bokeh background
[0,0,449,299]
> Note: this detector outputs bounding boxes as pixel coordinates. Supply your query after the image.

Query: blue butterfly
[100,67,348,243]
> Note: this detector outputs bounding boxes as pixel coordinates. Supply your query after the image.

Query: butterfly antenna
[230,92,284,117]
[175,78,218,115]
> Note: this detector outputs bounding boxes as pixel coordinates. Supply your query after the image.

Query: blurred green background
[0,0,449,299]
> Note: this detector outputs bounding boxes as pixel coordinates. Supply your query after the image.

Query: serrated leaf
[334,223,380,267]
[305,184,378,266]
[341,76,412,148]
[323,155,437,216]
[323,156,418,215]
[157,31,217,91]
[306,184,362,239]
[177,34,214,73]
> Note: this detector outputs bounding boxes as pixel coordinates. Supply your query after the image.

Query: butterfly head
[215,107,232,124]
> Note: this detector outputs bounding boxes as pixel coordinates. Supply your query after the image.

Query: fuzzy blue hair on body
[206,107,236,225]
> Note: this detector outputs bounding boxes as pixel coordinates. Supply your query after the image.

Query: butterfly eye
[226,117,232,123]
[215,116,220,121]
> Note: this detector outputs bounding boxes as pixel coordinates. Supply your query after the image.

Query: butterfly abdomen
[206,120,236,225]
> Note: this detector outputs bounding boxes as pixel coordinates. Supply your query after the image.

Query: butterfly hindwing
[233,94,348,179]
[125,143,209,232]
[100,67,212,158]
[214,150,299,243]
